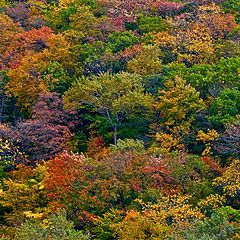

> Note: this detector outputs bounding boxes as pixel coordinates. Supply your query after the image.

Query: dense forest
[0,0,239,239]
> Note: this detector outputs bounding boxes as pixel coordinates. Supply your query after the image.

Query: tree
[15,211,90,240]
[222,0,240,23]
[112,195,203,240]
[107,31,139,53]
[209,89,240,127]
[0,71,22,123]
[204,13,237,40]
[137,14,169,34]
[6,33,71,111]
[5,2,31,29]
[13,93,75,162]
[213,120,240,157]
[215,40,240,59]
[100,149,170,210]
[185,57,240,98]
[174,24,215,66]
[196,129,219,156]
[153,0,184,16]
[127,45,162,76]
[154,77,205,140]
[212,57,240,91]
[43,149,171,227]
[164,152,215,201]
[2,26,53,70]
[70,5,100,39]
[31,92,77,127]
[0,163,48,228]
[177,207,239,240]
[213,160,240,200]
[0,93,76,163]
[64,72,153,145]
[15,121,72,162]
[6,53,50,110]
[0,124,27,167]
[0,13,23,57]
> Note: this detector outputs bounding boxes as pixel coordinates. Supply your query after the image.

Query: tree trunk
[0,94,4,124]
[114,125,117,145]
[119,190,126,211]
[105,110,118,145]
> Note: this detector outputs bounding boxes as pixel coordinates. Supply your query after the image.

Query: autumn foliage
[0,0,239,239]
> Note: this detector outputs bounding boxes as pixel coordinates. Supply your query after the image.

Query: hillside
[0,0,239,239]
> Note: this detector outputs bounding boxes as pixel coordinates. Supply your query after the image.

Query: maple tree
[0,13,23,57]
[2,26,53,70]
[6,33,71,110]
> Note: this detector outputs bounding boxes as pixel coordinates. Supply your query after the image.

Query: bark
[114,125,118,145]
[119,190,126,211]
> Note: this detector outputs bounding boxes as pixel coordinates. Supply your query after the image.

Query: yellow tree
[175,24,215,65]
[154,77,205,152]
[0,13,23,59]
[0,163,49,229]
[70,5,101,39]
[111,195,204,240]
[196,129,219,156]
[154,31,177,49]
[213,160,240,199]
[127,45,162,76]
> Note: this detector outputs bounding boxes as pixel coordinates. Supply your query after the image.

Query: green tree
[137,14,169,34]
[209,89,240,127]
[222,0,240,23]
[15,210,90,240]
[107,31,139,53]
[63,72,153,145]
[178,207,240,240]
[212,57,240,91]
